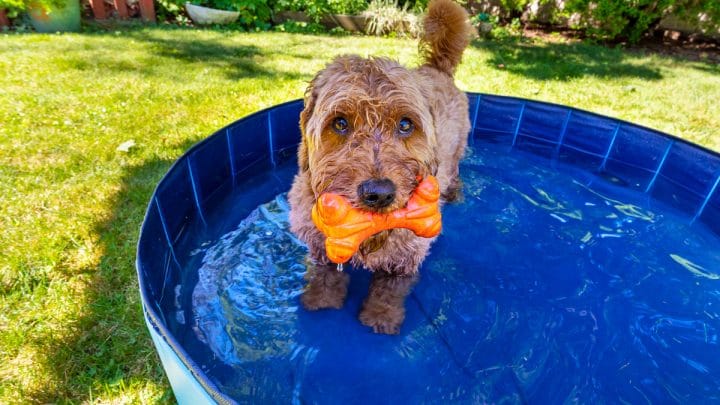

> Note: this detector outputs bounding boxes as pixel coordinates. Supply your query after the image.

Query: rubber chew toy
[311,176,442,264]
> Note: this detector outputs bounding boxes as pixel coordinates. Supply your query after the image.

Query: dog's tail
[420,0,472,76]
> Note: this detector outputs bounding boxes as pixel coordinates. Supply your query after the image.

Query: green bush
[197,0,273,28]
[327,0,367,14]
[472,14,523,40]
[158,0,368,27]
[562,0,720,43]
[498,0,530,15]
[155,0,186,21]
[562,0,673,42]
[467,0,719,44]
[672,0,720,35]
[0,0,24,18]
[397,0,427,13]
[272,19,326,32]
[0,0,67,19]
[274,0,368,23]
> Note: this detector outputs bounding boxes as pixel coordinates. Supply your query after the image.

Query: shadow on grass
[24,140,204,402]
[691,62,720,75]
[473,39,664,81]
[127,32,272,80]
[62,29,310,81]
[125,31,310,81]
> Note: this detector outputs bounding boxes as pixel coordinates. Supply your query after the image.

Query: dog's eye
[331,117,349,135]
[397,117,414,137]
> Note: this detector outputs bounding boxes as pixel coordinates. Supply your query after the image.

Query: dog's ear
[297,84,318,173]
[424,101,440,177]
[297,139,310,173]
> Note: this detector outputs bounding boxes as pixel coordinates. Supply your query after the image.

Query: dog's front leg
[359,270,418,335]
[300,255,350,311]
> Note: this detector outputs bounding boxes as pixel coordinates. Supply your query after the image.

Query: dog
[288,0,472,334]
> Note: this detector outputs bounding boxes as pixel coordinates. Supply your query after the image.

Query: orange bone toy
[311,176,442,264]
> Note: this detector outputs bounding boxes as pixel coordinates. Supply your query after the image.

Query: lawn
[0,27,718,402]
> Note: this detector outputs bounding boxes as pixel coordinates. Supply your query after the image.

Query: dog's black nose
[358,178,396,209]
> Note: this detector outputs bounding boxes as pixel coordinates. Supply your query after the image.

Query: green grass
[0,27,718,402]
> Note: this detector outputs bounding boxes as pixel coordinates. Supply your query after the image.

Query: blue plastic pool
[137,94,720,403]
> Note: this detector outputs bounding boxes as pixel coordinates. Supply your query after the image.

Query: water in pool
[177,142,720,403]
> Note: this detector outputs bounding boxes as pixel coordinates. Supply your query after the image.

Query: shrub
[397,0,427,13]
[561,0,673,42]
[155,0,186,21]
[0,0,67,18]
[273,0,322,22]
[273,19,326,32]
[0,0,24,18]
[274,0,368,23]
[326,0,367,14]
[672,0,720,36]
[498,0,530,16]
[562,0,720,43]
[196,0,273,28]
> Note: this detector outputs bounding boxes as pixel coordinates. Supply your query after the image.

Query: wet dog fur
[288,0,472,334]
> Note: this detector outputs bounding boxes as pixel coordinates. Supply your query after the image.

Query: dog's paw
[300,269,349,310]
[359,304,403,335]
[300,289,345,310]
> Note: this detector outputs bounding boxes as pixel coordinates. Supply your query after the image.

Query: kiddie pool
[137,93,720,403]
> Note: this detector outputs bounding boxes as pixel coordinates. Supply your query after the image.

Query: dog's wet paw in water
[359,305,403,335]
[300,262,350,310]
[358,272,418,335]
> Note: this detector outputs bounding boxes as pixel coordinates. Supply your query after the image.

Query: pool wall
[137,94,720,404]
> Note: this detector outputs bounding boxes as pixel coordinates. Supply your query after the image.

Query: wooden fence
[87,0,155,21]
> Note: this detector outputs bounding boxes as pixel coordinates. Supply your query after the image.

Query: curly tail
[420,0,473,76]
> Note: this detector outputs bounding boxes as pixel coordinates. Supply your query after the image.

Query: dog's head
[298,55,438,212]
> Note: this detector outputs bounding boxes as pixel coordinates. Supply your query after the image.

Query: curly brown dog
[288,0,472,334]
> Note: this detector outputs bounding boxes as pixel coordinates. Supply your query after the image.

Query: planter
[273,11,369,32]
[185,3,239,25]
[659,14,720,40]
[321,14,368,32]
[28,0,81,32]
[271,10,309,25]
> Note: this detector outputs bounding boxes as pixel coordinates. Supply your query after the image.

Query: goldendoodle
[289,0,472,334]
